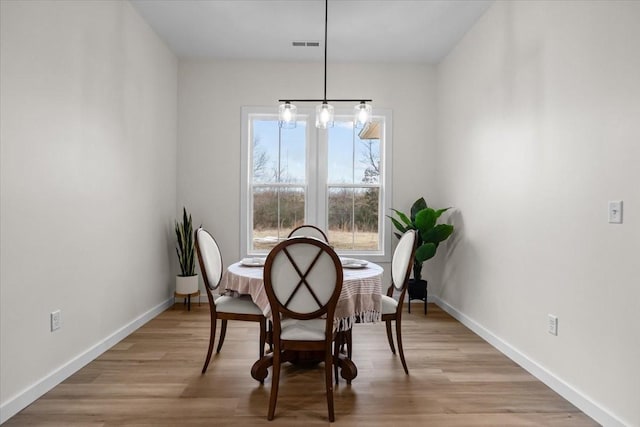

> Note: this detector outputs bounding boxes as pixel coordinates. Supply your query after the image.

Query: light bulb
[354,102,372,129]
[358,108,368,123]
[315,103,334,129]
[320,108,330,123]
[278,102,297,129]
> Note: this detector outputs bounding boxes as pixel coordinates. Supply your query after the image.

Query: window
[240,107,392,261]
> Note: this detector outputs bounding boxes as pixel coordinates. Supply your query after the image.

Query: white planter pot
[176,275,199,295]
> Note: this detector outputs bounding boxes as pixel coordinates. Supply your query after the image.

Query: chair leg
[346,328,352,359]
[385,319,396,354]
[267,346,281,420]
[259,318,266,358]
[396,318,409,375]
[325,344,335,422]
[333,335,340,384]
[202,315,217,374]
[408,298,411,313]
[216,320,227,353]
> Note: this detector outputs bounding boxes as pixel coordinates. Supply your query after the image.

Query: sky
[252,117,379,185]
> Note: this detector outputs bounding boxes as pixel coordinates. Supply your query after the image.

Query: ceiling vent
[292,41,320,47]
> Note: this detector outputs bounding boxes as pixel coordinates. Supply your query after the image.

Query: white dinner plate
[241,257,265,267]
[340,258,368,269]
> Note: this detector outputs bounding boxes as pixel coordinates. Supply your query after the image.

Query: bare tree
[360,139,380,183]
[253,137,269,181]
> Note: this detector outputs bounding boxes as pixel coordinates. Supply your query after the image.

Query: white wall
[177,60,436,281]
[436,1,640,426]
[0,0,178,420]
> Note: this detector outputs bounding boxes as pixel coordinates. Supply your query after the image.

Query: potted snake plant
[175,207,198,295]
[388,197,454,313]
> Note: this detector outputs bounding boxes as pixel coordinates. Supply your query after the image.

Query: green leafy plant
[175,207,196,277]
[388,197,455,282]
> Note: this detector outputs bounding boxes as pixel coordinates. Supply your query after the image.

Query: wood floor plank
[4,303,599,426]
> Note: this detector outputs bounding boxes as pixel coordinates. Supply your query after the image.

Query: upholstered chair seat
[214,295,264,315]
[381,295,399,315]
[279,318,326,341]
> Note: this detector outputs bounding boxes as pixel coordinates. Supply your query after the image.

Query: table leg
[335,353,357,383]
[251,354,272,383]
[251,350,358,383]
[251,351,298,383]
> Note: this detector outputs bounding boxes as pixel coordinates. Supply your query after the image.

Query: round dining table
[221,258,384,382]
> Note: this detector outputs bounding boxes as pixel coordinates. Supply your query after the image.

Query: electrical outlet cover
[548,314,558,336]
[51,310,61,331]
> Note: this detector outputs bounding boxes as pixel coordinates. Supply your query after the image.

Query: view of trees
[252,187,378,233]
[252,187,304,231]
[328,187,379,232]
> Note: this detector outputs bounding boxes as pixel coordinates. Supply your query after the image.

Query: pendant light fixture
[278,0,372,129]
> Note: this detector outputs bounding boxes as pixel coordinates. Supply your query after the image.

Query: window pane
[280,123,306,184]
[327,122,354,184]
[252,119,306,184]
[356,134,380,184]
[252,120,278,184]
[252,186,305,251]
[328,187,380,251]
[328,121,381,184]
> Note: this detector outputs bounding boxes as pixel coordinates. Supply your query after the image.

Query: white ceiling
[131,0,492,64]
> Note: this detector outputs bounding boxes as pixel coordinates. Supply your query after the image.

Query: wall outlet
[51,310,61,332]
[548,314,558,336]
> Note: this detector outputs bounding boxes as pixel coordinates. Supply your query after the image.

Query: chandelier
[278,0,372,129]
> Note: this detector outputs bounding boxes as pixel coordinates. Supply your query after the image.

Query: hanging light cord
[278,0,371,104]
[323,0,328,103]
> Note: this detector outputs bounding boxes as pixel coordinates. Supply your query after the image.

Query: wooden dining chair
[263,237,343,422]
[287,224,329,242]
[195,227,267,374]
[381,229,417,375]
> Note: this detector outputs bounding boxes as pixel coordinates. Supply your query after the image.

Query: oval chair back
[391,229,417,296]
[195,227,223,294]
[287,224,329,242]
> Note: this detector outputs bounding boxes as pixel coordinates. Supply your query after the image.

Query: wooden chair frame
[340,231,416,374]
[287,224,329,242]
[382,230,417,374]
[195,227,267,374]
[263,237,343,422]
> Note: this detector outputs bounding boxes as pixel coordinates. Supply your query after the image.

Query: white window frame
[240,106,393,263]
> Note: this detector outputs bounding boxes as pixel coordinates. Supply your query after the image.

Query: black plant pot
[407,279,428,315]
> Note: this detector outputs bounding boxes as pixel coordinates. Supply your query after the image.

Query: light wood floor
[6,303,599,426]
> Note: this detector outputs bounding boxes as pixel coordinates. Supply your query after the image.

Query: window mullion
[315,127,328,231]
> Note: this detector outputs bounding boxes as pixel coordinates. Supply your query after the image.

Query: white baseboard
[0,298,173,425]
[432,296,627,427]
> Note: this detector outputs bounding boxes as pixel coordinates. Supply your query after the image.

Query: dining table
[221,257,384,382]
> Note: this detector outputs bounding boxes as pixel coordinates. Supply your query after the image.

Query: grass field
[253,228,378,251]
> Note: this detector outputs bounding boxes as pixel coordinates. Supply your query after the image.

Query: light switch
[608,200,623,224]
